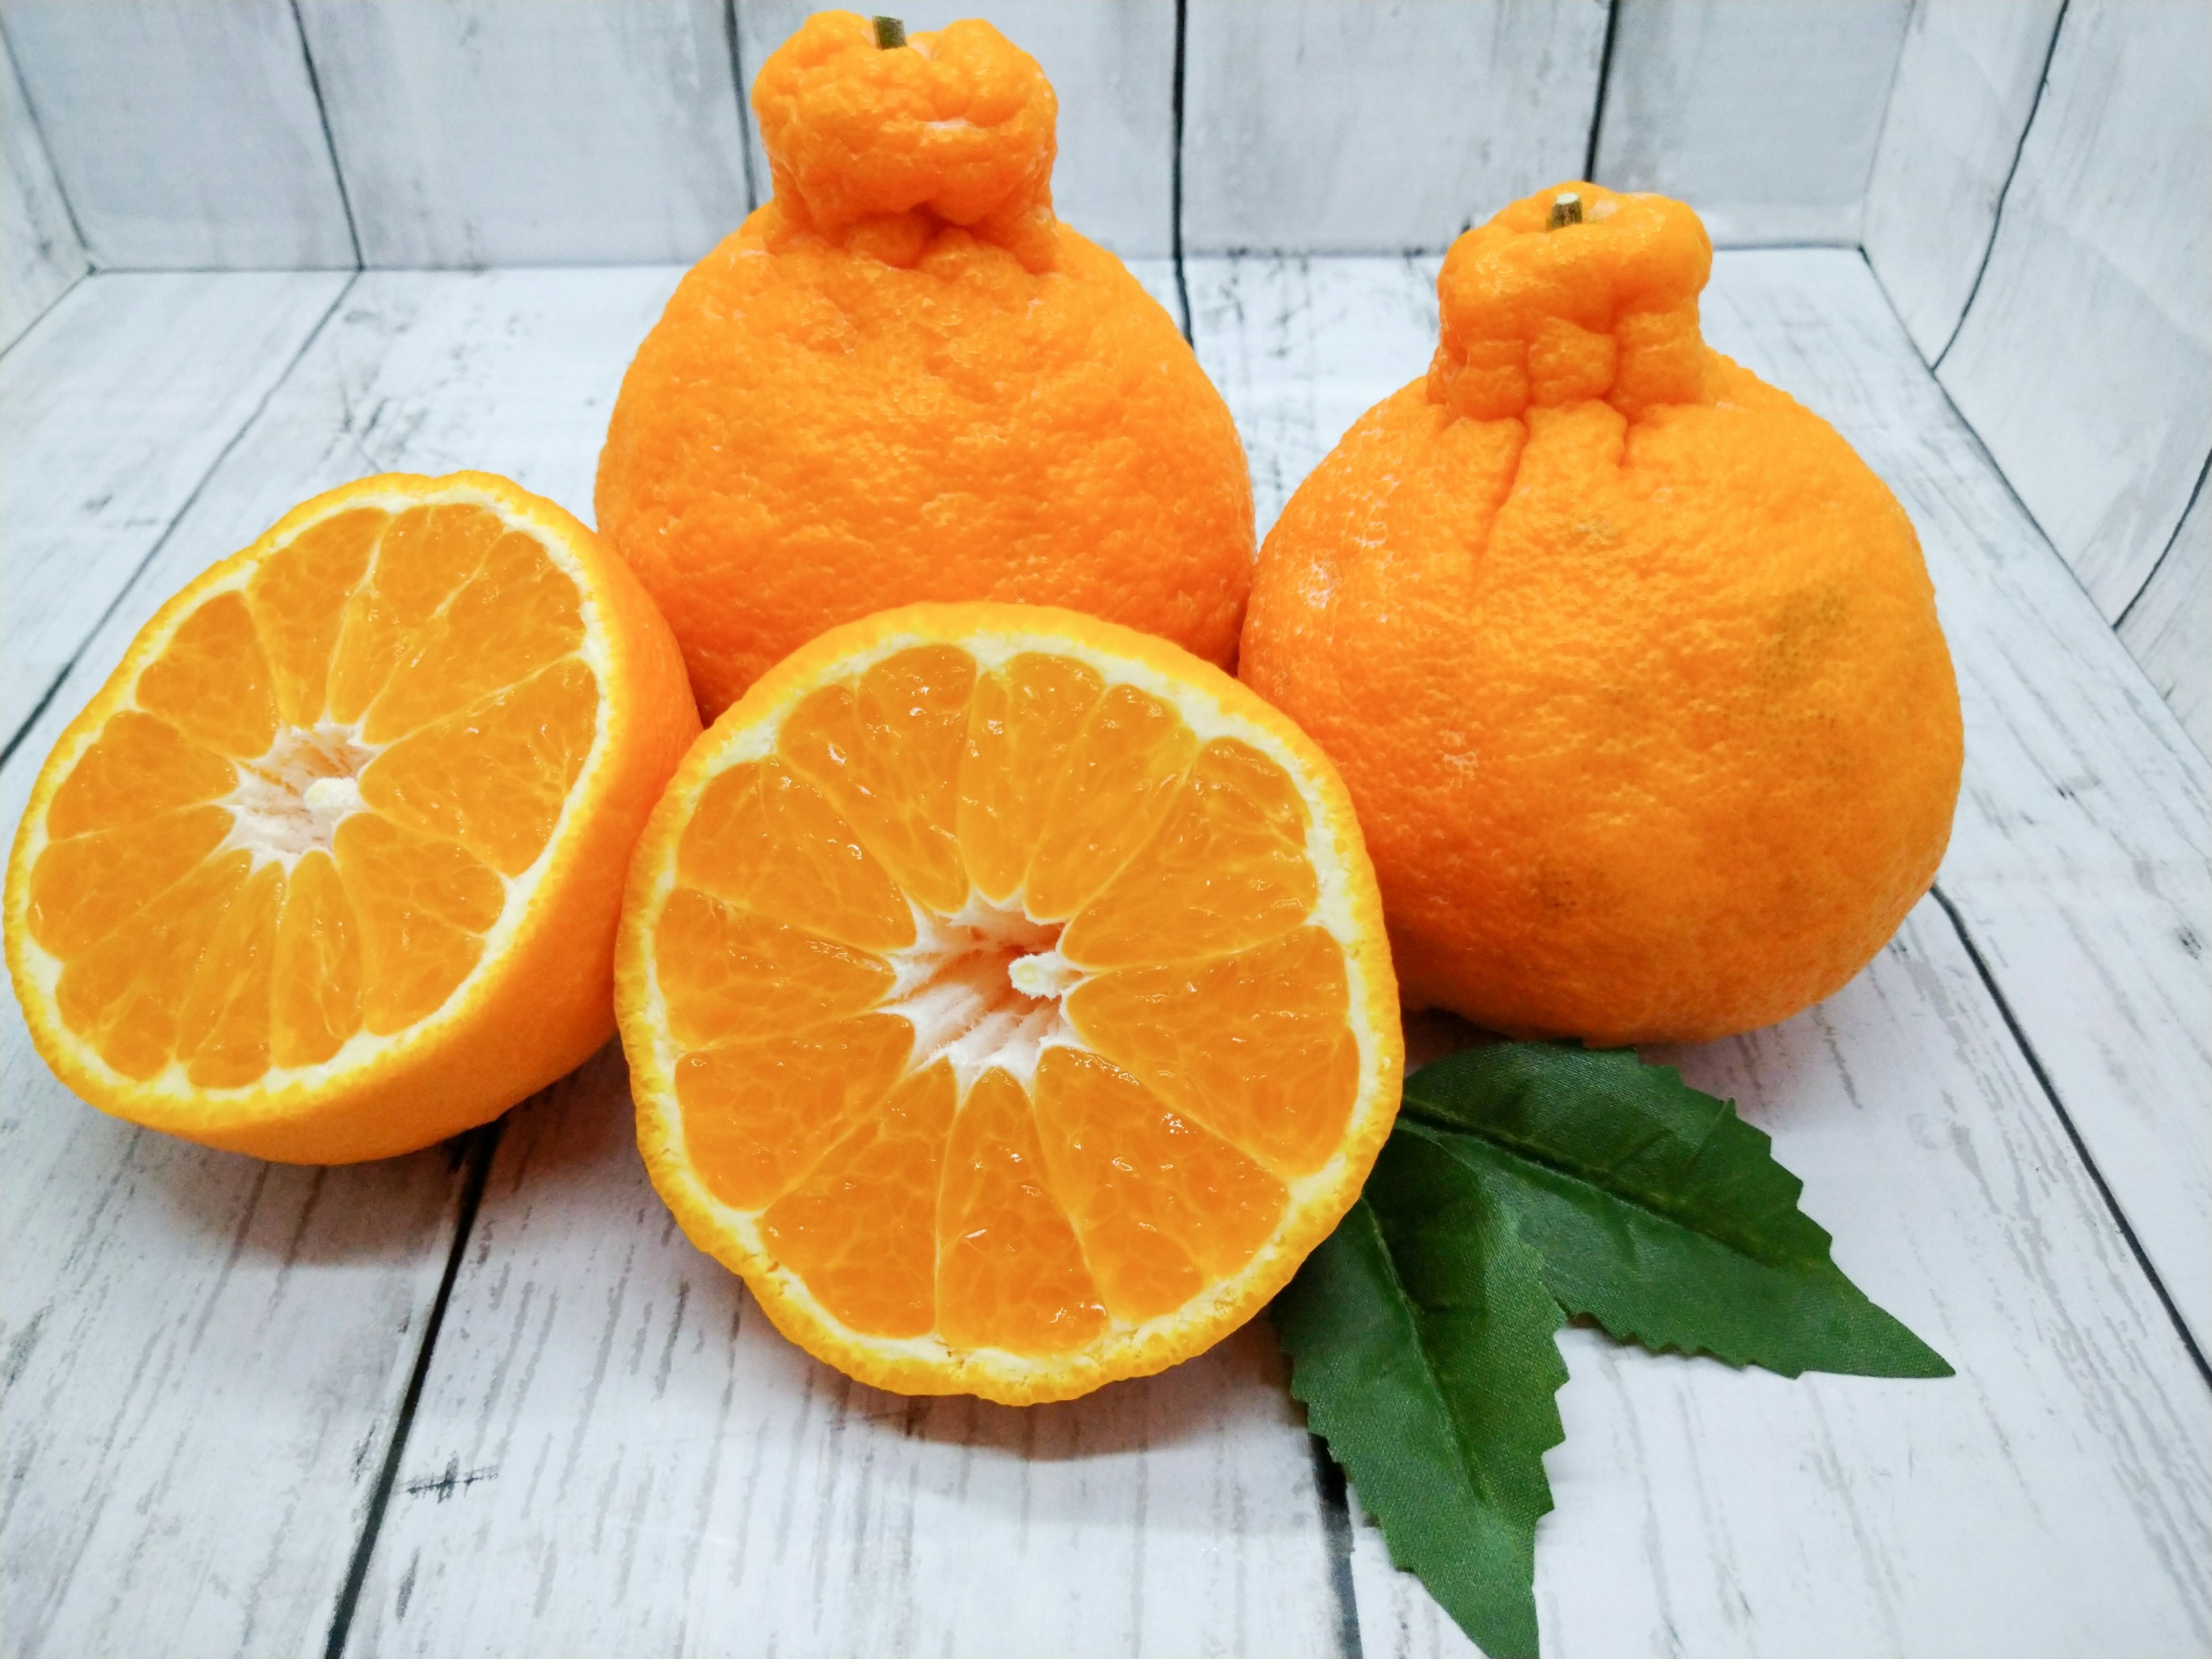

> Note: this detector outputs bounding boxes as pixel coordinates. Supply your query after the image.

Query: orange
[1240,184,1963,1046]
[5,473,699,1163]
[617,603,1400,1403]
[594,10,1253,721]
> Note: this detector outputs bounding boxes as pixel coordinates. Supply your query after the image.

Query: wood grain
[1862,0,2066,361]
[2,0,355,269]
[339,1048,1351,1658]
[2118,465,2210,759]
[736,0,1178,257]
[1190,251,2212,1658]
[1936,0,2212,619]
[298,0,753,268]
[1181,0,1607,255]
[0,271,351,755]
[1,23,86,351]
[1592,0,1914,246]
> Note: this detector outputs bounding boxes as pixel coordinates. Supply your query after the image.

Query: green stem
[1547,191,1584,230]
[873,15,907,48]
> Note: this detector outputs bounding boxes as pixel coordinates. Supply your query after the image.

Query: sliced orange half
[618,603,1402,1403]
[6,472,699,1162]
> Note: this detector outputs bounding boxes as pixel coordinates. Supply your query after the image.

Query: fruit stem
[1548,191,1584,229]
[873,14,907,48]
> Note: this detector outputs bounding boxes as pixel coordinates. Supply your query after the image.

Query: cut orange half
[618,603,1402,1403]
[6,472,699,1162]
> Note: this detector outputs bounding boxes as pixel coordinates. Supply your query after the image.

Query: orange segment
[1059,737,1319,968]
[759,1061,959,1340]
[936,1066,1108,1353]
[675,1013,914,1210]
[1068,926,1364,1180]
[619,603,1402,1404]
[6,471,699,1162]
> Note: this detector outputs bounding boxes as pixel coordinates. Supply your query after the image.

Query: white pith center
[881,893,1086,1093]
[217,721,382,869]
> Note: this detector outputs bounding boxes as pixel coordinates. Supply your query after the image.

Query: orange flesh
[25,503,598,1088]
[653,646,1359,1355]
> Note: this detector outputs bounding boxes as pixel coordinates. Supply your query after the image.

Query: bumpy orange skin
[5,474,700,1162]
[595,11,1253,720]
[1240,185,1965,1046]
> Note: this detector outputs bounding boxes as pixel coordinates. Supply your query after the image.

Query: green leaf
[1273,1131,1569,1659]
[1401,1042,1953,1379]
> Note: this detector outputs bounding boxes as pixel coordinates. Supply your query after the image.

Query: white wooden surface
[1179,0,1608,255]
[2119,472,2211,759]
[1590,0,1914,246]
[737,0,1179,258]
[1861,0,2065,362]
[2,0,355,270]
[0,271,351,755]
[298,0,753,268]
[1193,248,2212,1657]
[0,24,85,351]
[1936,0,2212,622]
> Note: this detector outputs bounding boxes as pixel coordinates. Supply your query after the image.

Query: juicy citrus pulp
[6,472,698,1162]
[618,604,1401,1403]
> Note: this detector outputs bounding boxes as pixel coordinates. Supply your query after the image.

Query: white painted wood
[1358,904,2212,1658]
[341,1047,1350,1658]
[1181,0,1608,255]
[1195,248,2212,1349]
[1936,0,2212,619]
[2,0,354,269]
[1194,251,2211,1658]
[0,271,351,752]
[0,1014,468,1659]
[2119,468,2211,759]
[1862,0,2065,362]
[1592,0,1915,246]
[298,0,752,268]
[736,0,1176,258]
[0,264,691,1658]
[1,24,86,351]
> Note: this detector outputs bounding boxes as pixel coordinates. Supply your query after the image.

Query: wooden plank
[736,0,1177,258]
[1935,0,2212,618]
[1700,248,2212,1347]
[1181,0,1607,255]
[0,264,691,1659]
[1861,0,2065,362]
[1,22,86,351]
[298,0,753,268]
[3,0,354,269]
[1190,251,2212,1657]
[339,1048,1350,1658]
[1592,0,1914,246]
[0,270,352,755]
[2118,464,2210,758]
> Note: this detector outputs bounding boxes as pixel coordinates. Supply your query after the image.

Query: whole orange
[1239,184,1964,1046]
[596,10,1253,719]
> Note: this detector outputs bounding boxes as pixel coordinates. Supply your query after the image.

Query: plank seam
[1930,885,2212,1389]
[289,0,364,270]
[0,271,358,772]
[323,1120,506,1659]
[1,14,93,268]
[1169,0,1192,344]
[1309,1433,1365,1658]
[0,269,85,366]
[1582,0,1621,182]
[2115,450,2210,629]
[1930,0,2070,371]
[724,0,759,214]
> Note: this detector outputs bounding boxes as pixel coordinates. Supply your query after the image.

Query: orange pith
[594,10,1254,719]
[6,472,698,1163]
[618,603,1401,1404]
[1240,183,1964,1045]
